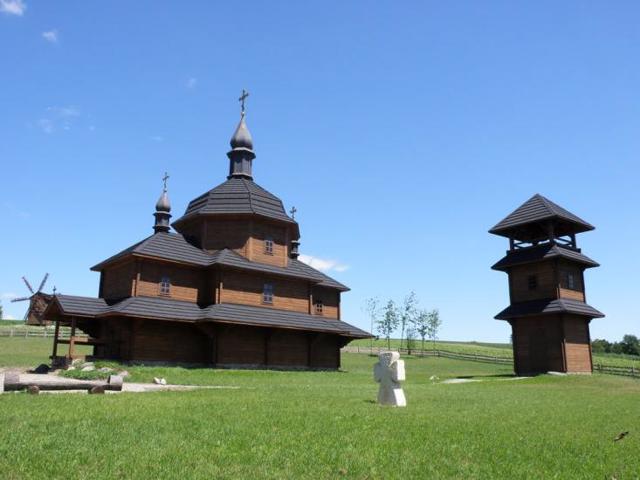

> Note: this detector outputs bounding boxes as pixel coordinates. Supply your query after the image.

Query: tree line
[363,292,441,353]
[592,335,640,356]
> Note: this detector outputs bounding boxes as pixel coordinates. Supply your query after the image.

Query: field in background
[351,337,640,369]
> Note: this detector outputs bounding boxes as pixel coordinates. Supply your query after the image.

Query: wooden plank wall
[102,261,136,300]
[203,219,250,256]
[137,262,201,302]
[311,287,340,319]
[222,270,309,312]
[512,316,564,374]
[509,263,556,303]
[247,222,288,267]
[563,315,592,373]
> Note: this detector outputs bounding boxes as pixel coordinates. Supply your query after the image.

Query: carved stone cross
[374,351,406,407]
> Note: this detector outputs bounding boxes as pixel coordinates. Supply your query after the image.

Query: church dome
[230,115,253,150]
[155,191,171,213]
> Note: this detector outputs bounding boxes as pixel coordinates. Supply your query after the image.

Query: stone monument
[374,351,406,407]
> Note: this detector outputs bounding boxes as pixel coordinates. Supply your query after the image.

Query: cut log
[2,375,123,392]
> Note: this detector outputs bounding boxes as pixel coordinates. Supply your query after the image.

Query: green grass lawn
[1,338,640,479]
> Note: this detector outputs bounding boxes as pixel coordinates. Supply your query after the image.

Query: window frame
[527,275,538,291]
[560,270,581,291]
[159,276,171,296]
[262,283,274,304]
[264,237,274,255]
[315,301,324,315]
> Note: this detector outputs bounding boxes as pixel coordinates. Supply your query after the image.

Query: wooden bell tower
[490,194,604,375]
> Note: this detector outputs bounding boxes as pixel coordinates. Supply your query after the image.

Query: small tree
[406,327,417,355]
[427,309,441,351]
[362,297,379,351]
[413,309,431,353]
[377,300,399,350]
[0,301,3,320]
[399,291,418,350]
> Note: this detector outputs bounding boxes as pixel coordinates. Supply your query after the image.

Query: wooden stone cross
[374,351,406,407]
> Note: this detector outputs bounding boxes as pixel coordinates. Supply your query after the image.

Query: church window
[560,270,580,291]
[527,275,538,290]
[159,276,171,296]
[263,283,274,304]
[265,237,274,254]
[315,301,324,315]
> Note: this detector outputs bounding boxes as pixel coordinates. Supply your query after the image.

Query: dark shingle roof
[50,295,370,338]
[490,194,594,237]
[491,243,599,271]
[495,298,604,320]
[91,232,212,270]
[91,233,349,291]
[173,177,295,226]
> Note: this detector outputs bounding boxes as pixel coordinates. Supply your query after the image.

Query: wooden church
[490,194,604,374]
[45,96,370,369]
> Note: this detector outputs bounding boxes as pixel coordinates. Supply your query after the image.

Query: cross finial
[162,172,170,192]
[289,206,297,219]
[53,286,57,295]
[239,89,249,116]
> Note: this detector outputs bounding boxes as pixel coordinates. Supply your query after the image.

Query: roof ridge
[241,178,257,215]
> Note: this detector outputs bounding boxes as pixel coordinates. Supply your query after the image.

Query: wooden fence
[0,328,87,340]
[342,345,640,378]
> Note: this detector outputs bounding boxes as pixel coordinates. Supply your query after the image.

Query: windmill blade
[38,273,49,292]
[23,311,29,321]
[22,276,35,294]
[11,297,31,303]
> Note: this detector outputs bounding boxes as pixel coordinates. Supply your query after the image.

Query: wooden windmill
[11,274,55,326]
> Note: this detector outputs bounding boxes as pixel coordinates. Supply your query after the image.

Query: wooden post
[69,316,77,359]
[52,319,60,359]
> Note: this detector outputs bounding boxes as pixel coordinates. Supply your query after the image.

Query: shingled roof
[490,194,594,238]
[495,298,604,320]
[172,177,296,227]
[491,243,599,271]
[91,232,348,291]
[48,295,370,338]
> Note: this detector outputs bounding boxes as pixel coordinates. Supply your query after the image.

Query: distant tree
[413,309,431,352]
[621,335,640,356]
[399,291,418,350]
[362,297,380,351]
[426,309,442,351]
[377,300,399,350]
[591,339,611,354]
[0,301,3,320]
[406,327,417,355]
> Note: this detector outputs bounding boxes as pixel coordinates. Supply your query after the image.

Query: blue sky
[1,1,639,342]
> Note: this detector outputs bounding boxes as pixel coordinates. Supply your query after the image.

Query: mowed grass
[0,337,91,367]
[1,339,640,479]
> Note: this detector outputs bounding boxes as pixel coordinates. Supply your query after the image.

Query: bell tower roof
[489,194,594,241]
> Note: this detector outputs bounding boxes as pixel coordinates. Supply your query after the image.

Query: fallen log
[1,374,123,392]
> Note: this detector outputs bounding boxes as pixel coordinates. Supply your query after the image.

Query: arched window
[159,276,171,296]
